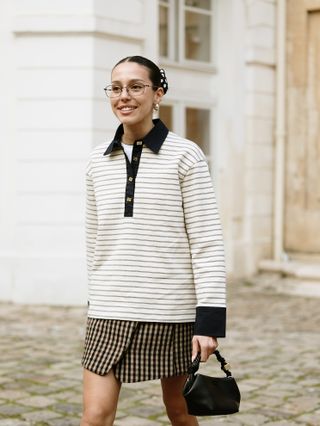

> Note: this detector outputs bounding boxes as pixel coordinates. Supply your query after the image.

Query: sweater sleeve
[181,160,226,337]
[86,164,98,281]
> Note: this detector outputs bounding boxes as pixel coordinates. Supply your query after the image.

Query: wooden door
[286,0,320,254]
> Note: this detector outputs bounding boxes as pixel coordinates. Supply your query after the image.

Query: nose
[119,87,131,99]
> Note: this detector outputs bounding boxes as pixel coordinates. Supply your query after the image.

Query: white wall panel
[0,0,16,301]
[16,130,92,160]
[247,194,273,216]
[246,93,274,119]
[92,130,114,148]
[17,100,92,130]
[15,0,93,15]
[16,161,85,193]
[16,36,93,68]
[246,145,274,169]
[18,69,93,99]
[247,1,275,27]
[94,0,143,23]
[13,256,87,305]
[15,0,93,16]
[246,117,273,143]
[247,170,273,193]
[246,26,275,49]
[16,194,84,224]
[246,66,275,92]
[16,224,84,253]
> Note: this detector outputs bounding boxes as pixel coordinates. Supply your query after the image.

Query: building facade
[0,0,319,305]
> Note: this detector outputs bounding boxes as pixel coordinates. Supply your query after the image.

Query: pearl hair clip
[159,68,169,94]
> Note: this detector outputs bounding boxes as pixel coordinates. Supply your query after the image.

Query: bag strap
[187,352,202,375]
[187,350,232,377]
[214,349,232,377]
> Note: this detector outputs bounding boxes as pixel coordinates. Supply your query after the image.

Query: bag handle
[188,350,232,377]
[214,349,232,377]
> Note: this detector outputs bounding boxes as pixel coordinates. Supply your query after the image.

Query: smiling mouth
[118,106,137,112]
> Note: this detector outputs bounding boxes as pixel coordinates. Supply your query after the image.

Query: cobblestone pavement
[0,273,319,426]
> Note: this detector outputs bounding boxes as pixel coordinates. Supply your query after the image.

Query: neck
[122,120,154,145]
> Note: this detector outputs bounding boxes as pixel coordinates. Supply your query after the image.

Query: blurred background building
[0,0,319,305]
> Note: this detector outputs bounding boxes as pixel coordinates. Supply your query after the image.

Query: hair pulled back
[113,56,169,94]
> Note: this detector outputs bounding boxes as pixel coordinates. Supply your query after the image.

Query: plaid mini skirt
[81,318,194,383]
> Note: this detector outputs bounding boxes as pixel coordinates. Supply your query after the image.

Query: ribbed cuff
[194,306,226,337]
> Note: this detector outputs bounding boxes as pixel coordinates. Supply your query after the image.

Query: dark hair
[113,56,168,94]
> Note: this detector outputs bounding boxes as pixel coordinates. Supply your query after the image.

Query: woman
[81,56,226,426]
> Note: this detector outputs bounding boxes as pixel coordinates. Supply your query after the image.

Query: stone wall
[243,0,276,274]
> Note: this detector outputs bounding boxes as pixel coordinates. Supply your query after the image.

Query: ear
[154,87,164,105]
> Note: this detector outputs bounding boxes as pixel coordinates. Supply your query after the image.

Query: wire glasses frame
[104,82,157,98]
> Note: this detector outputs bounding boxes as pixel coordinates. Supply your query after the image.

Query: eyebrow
[111,79,146,85]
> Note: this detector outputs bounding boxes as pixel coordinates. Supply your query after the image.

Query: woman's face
[110,62,163,128]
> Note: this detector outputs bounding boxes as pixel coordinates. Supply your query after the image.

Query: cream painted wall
[243,0,276,275]
[0,0,277,304]
[0,0,155,305]
[213,0,276,277]
[0,0,16,300]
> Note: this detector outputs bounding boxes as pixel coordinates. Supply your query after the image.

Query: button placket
[124,141,143,217]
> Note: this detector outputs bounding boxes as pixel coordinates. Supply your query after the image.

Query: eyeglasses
[104,82,156,98]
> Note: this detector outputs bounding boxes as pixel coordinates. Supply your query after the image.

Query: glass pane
[159,105,173,131]
[185,11,211,61]
[159,5,169,57]
[185,0,211,10]
[186,108,210,155]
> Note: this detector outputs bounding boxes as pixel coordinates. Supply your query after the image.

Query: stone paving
[0,273,319,426]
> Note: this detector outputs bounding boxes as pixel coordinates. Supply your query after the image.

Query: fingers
[192,336,219,362]
[192,337,200,361]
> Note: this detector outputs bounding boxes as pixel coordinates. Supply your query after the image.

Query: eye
[111,85,122,94]
[130,84,144,92]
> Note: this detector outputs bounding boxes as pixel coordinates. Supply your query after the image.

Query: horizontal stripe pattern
[86,131,226,322]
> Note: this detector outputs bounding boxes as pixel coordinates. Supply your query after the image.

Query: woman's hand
[192,335,218,362]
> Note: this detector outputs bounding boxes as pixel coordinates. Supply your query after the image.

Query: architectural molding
[13,15,145,41]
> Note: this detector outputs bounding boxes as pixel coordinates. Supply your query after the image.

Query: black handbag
[183,350,241,416]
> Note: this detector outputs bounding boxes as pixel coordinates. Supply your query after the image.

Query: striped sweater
[86,119,226,336]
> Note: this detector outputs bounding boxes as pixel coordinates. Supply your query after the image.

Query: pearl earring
[154,103,159,111]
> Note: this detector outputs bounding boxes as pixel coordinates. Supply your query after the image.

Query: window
[159,0,213,63]
[159,1,169,57]
[160,105,173,130]
[186,107,210,156]
[160,104,211,159]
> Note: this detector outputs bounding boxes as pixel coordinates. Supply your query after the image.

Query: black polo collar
[103,119,169,156]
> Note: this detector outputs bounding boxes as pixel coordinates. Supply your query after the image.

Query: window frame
[159,0,215,67]
[159,0,176,61]
[159,101,215,165]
